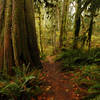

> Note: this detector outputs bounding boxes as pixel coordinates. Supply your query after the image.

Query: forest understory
[0,0,100,100]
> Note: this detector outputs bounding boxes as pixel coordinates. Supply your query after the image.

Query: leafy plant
[73,65,100,100]
[56,48,100,71]
[0,65,44,100]
[40,53,46,60]
[90,95,100,100]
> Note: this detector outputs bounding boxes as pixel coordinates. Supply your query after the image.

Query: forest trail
[41,56,79,100]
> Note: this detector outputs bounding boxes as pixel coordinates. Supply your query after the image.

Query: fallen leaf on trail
[73,84,75,87]
[47,97,54,100]
[64,75,68,78]
[46,74,49,77]
[60,80,64,82]
[38,96,46,100]
[77,94,80,97]
[65,89,69,92]
[46,86,51,91]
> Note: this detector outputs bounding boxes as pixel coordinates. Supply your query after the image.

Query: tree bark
[38,7,43,54]
[59,0,69,48]
[0,0,42,74]
[73,0,81,49]
[73,0,92,49]
[88,16,94,49]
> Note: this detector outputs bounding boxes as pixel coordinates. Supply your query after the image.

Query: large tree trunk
[0,0,42,74]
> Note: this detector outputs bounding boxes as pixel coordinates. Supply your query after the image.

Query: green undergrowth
[40,53,47,60]
[0,65,44,100]
[56,48,100,100]
[90,95,100,100]
[56,48,100,71]
[73,65,100,100]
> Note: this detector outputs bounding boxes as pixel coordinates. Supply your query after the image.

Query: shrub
[56,48,100,71]
[0,65,44,100]
[73,65,100,100]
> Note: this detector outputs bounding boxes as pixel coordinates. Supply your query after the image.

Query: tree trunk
[73,0,81,49]
[38,7,43,54]
[57,5,60,32]
[59,0,69,48]
[0,0,42,74]
[73,0,92,49]
[88,16,94,49]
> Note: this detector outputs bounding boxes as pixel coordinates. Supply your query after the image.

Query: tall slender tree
[38,6,43,54]
[59,0,69,48]
[73,0,92,49]
[87,0,100,49]
[73,0,81,49]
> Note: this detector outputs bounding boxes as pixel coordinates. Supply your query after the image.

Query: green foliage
[0,65,44,100]
[0,82,21,97]
[56,48,100,71]
[40,53,46,60]
[89,0,100,12]
[56,48,100,99]
[90,95,100,100]
[73,65,100,100]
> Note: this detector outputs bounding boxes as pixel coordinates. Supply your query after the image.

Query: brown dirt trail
[41,56,79,100]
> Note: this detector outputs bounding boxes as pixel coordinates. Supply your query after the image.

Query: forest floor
[39,56,79,100]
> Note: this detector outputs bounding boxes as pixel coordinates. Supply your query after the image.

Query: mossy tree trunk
[87,15,94,49]
[73,0,81,49]
[59,0,69,48]
[0,0,42,74]
[38,7,43,54]
[73,0,92,49]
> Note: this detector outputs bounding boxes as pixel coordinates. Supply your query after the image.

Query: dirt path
[41,56,79,100]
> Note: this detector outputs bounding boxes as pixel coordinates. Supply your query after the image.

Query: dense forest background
[34,0,100,55]
[0,0,100,100]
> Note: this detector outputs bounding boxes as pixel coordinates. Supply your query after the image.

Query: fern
[90,95,100,100]
[56,48,100,71]
[0,66,44,100]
